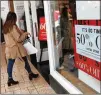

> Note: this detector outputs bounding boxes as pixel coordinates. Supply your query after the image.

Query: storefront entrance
[1,0,50,83]
[44,0,101,94]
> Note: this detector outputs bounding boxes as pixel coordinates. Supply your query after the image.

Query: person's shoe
[29,73,39,80]
[59,65,64,70]
[7,78,19,86]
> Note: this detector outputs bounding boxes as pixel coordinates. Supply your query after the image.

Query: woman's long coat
[4,25,28,59]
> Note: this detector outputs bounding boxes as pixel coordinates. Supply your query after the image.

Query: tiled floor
[1,43,56,94]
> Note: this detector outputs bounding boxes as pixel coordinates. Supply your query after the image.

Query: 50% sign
[76,27,101,50]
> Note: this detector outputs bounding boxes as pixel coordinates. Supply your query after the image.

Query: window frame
[43,1,83,94]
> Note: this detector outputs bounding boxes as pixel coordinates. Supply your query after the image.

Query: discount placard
[75,25,101,62]
[38,17,47,41]
[72,20,101,80]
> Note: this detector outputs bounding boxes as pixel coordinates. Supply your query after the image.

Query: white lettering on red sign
[40,23,46,30]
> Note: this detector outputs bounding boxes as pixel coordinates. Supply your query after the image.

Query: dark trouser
[7,56,32,79]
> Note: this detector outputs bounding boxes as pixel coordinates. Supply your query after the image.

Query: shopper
[3,12,39,86]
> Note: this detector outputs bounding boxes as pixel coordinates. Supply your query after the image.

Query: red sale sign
[72,20,101,80]
[39,17,47,41]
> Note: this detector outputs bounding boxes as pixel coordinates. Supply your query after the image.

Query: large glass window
[49,0,100,94]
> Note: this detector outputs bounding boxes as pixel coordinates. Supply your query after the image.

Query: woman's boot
[29,73,39,80]
[7,78,19,86]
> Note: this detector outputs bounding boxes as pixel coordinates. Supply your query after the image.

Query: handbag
[11,32,38,55]
[23,37,38,55]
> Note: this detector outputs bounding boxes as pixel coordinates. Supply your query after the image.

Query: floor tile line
[31,80,40,95]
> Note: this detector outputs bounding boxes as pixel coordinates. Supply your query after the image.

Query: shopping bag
[23,40,38,55]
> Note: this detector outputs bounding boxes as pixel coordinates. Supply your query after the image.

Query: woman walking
[3,12,39,86]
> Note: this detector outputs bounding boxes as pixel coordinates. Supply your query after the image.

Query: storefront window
[49,0,100,94]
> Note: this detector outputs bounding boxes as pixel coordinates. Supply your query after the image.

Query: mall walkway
[1,43,55,94]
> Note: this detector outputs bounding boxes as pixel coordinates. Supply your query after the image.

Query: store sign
[72,20,101,80]
[39,17,47,41]
[75,25,101,62]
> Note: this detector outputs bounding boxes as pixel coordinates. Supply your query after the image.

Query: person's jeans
[7,56,32,79]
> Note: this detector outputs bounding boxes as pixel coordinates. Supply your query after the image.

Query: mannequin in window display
[60,5,72,57]
[59,4,75,71]
[67,0,77,72]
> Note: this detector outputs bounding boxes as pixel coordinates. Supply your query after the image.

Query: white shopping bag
[23,42,38,55]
